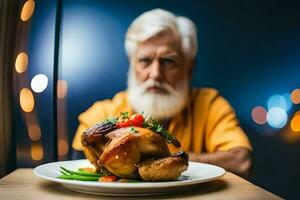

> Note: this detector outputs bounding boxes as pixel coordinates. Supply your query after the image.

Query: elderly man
[72,9,252,178]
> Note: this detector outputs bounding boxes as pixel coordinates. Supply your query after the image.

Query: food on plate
[137,151,188,181]
[57,166,104,181]
[81,112,189,181]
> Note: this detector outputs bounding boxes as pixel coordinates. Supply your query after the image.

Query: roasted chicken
[81,114,188,181]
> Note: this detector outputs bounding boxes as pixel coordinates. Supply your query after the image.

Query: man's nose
[149,60,162,81]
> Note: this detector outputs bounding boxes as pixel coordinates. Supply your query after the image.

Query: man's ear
[187,59,195,80]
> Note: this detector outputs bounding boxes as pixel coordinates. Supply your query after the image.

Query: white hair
[125,8,198,59]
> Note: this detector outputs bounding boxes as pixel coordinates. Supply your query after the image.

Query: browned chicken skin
[81,124,188,181]
[138,151,189,181]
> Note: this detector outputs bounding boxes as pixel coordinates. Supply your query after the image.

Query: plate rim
[33,159,225,189]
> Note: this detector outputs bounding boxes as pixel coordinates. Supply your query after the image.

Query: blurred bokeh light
[266,107,288,128]
[27,124,41,141]
[291,113,300,132]
[30,143,43,161]
[291,89,300,104]
[252,106,267,125]
[58,139,69,157]
[31,74,48,93]
[21,0,35,22]
[19,88,35,112]
[57,80,68,99]
[267,94,292,112]
[15,52,28,73]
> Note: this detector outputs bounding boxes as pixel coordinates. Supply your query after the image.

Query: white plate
[33,159,225,196]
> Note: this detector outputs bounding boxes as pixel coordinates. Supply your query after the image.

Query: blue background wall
[15,0,300,199]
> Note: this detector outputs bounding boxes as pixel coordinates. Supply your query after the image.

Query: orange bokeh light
[15,52,28,73]
[58,139,69,156]
[28,124,41,141]
[21,0,35,22]
[291,115,300,132]
[251,106,267,125]
[31,143,43,161]
[19,88,35,112]
[57,80,68,99]
[291,89,300,104]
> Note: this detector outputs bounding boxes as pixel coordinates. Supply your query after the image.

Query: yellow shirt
[72,88,252,154]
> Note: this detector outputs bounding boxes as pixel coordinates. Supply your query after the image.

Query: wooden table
[0,169,282,200]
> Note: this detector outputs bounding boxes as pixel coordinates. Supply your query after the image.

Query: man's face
[131,31,192,94]
[127,31,192,120]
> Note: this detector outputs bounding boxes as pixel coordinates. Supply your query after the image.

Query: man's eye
[160,58,176,67]
[139,58,151,64]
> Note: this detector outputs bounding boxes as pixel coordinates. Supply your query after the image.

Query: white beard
[127,68,189,120]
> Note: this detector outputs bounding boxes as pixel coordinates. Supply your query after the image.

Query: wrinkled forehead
[134,31,184,58]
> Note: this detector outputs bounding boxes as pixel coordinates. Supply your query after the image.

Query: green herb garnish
[144,117,181,148]
[129,126,138,133]
[105,117,117,124]
[120,112,129,120]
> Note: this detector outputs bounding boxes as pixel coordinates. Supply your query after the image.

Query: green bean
[60,166,103,177]
[60,170,69,176]
[57,174,99,181]
[58,166,106,181]
[78,168,103,175]
[60,166,74,175]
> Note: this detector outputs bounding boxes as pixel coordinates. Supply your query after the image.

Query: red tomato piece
[116,122,122,128]
[130,114,144,127]
[116,119,132,128]
[116,114,144,129]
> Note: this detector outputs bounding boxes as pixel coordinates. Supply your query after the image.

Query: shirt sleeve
[205,94,252,153]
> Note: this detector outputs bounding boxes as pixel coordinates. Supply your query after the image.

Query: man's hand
[188,147,251,179]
